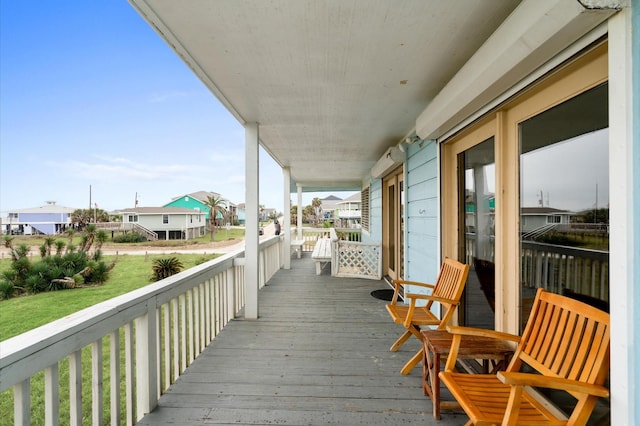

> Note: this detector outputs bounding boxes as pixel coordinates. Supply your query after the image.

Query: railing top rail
[520,240,608,260]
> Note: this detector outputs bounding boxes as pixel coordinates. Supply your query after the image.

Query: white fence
[0,236,283,425]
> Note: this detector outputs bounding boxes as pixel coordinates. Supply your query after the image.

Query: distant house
[260,208,276,221]
[315,194,361,226]
[120,207,206,240]
[236,203,246,225]
[1,202,75,235]
[520,207,573,233]
[334,193,361,228]
[164,191,237,225]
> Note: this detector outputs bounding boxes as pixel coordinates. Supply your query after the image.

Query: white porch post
[283,167,291,269]
[245,122,260,319]
[297,184,303,240]
[609,6,636,426]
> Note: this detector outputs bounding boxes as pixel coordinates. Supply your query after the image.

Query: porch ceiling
[129,0,521,190]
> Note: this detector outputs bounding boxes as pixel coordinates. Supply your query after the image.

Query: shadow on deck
[137,254,468,425]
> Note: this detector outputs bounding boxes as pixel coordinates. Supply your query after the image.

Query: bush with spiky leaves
[151,257,184,281]
[0,228,116,299]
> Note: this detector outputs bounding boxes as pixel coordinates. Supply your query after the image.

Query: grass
[0,251,221,425]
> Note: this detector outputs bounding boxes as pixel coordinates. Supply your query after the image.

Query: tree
[204,195,228,241]
[290,205,298,225]
[311,197,323,225]
[70,208,109,229]
[303,205,314,224]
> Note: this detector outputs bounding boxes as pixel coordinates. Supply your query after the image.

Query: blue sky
[0,1,352,214]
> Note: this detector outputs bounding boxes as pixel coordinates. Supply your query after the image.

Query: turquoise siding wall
[164,198,209,219]
[632,0,640,421]
[405,139,439,288]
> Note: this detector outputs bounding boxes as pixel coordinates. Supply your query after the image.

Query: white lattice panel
[332,241,382,280]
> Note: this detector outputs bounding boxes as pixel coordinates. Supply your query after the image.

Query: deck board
[137,255,468,425]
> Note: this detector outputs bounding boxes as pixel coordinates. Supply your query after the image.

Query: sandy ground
[0,222,279,258]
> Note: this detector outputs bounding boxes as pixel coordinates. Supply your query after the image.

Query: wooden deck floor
[137,254,468,425]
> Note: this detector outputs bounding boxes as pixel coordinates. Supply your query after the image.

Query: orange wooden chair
[440,288,610,425]
[385,258,469,375]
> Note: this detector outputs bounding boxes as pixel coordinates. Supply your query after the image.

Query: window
[128,215,138,223]
[361,186,370,231]
[163,215,169,224]
[547,215,562,224]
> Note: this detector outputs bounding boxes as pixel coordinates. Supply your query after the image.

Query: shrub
[0,281,16,300]
[113,232,147,243]
[151,257,184,281]
[0,228,113,299]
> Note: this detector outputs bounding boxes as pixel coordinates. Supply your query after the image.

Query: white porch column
[609,6,636,426]
[297,184,303,240]
[283,167,292,269]
[245,122,260,319]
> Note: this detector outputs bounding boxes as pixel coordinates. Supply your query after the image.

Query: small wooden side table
[421,329,514,420]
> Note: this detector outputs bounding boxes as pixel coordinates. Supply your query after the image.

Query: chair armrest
[389,280,435,304]
[405,293,458,306]
[392,279,435,290]
[446,325,521,343]
[498,372,610,398]
[443,326,520,372]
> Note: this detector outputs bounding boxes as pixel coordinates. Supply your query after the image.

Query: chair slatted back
[511,288,610,399]
[429,258,469,328]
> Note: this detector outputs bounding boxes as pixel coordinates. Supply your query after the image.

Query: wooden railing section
[0,236,283,425]
[94,222,159,241]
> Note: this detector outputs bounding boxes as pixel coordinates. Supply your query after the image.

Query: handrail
[0,236,283,424]
[93,222,159,241]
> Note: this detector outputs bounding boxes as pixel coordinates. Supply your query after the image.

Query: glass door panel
[383,168,404,280]
[519,83,609,329]
[459,137,495,329]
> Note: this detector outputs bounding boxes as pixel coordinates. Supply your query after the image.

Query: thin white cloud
[47,156,195,181]
[148,90,194,103]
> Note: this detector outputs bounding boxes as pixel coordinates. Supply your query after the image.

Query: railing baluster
[92,339,103,426]
[124,322,135,425]
[172,298,180,380]
[180,294,187,372]
[45,363,59,426]
[155,308,161,400]
[187,289,194,365]
[69,350,82,426]
[135,308,158,421]
[163,303,171,392]
[13,379,30,426]
[110,331,120,426]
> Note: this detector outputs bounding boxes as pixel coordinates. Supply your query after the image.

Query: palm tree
[43,236,56,257]
[311,197,323,225]
[204,195,228,241]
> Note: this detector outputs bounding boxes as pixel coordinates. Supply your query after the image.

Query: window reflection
[461,137,495,329]
[519,83,609,329]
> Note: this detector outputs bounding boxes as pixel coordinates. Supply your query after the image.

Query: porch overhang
[128,0,618,190]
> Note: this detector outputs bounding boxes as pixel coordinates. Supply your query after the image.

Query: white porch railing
[93,222,159,241]
[0,236,283,425]
[291,227,380,280]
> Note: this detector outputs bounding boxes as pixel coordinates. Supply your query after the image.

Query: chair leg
[390,330,412,351]
[401,347,425,375]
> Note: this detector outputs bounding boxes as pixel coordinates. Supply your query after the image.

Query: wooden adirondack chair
[440,288,610,426]
[385,258,469,375]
